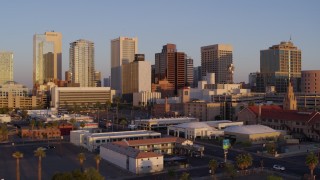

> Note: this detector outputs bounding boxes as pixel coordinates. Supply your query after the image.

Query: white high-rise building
[0,52,13,85]
[69,39,95,87]
[111,37,138,93]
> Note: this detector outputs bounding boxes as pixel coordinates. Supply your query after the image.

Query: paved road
[0,142,132,180]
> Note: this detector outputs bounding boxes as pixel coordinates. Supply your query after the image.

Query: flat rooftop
[87,130,161,138]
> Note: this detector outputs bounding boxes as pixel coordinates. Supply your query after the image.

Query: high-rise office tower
[65,71,71,82]
[193,66,202,87]
[201,44,233,84]
[185,57,194,87]
[111,37,138,93]
[69,39,95,87]
[0,52,13,84]
[122,54,151,94]
[155,44,188,94]
[259,41,301,92]
[103,76,111,87]
[33,31,62,85]
[94,71,102,87]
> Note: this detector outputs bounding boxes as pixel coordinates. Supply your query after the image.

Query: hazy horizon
[0,0,319,88]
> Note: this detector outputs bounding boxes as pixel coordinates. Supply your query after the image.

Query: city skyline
[0,1,319,88]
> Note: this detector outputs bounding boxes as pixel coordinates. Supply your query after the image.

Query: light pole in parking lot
[59,136,63,157]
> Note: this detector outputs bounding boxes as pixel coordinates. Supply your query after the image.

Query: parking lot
[0,142,132,180]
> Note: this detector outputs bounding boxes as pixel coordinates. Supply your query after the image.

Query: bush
[267,175,283,180]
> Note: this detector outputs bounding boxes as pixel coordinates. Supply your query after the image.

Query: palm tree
[236,153,253,174]
[208,159,218,176]
[0,123,8,141]
[12,151,23,180]
[34,147,46,180]
[80,121,86,129]
[306,152,319,179]
[120,118,127,129]
[179,172,190,180]
[94,154,102,172]
[78,153,86,172]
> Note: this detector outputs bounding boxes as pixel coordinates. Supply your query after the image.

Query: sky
[0,0,319,88]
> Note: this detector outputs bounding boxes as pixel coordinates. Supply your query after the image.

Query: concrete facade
[133,91,161,107]
[184,101,221,121]
[301,70,320,94]
[0,52,13,85]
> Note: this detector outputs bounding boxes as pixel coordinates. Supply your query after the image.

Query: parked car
[273,164,285,171]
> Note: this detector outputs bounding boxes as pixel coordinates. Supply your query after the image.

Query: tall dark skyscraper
[155,44,189,94]
[258,41,301,92]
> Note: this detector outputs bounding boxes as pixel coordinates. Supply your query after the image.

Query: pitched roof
[247,105,320,124]
[101,143,162,159]
[113,137,187,147]
[224,125,278,134]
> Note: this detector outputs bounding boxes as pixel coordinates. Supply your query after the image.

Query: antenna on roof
[289,34,292,42]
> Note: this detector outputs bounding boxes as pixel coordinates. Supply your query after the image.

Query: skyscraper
[155,44,188,94]
[185,57,194,87]
[111,37,138,93]
[193,66,202,87]
[33,31,62,85]
[122,54,151,94]
[201,44,233,84]
[0,52,13,84]
[259,41,301,92]
[69,39,95,87]
[94,71,102,87]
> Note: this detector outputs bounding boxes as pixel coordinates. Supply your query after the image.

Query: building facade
[33,31,62,85]
[201,44,233,84]
[301,70,320,94]
[184,101,221,121]
[69,39,95,87]
[185,57,194,87]
[133,92,161,107]
[122,54,151,94]
[259,41,301,93]
[193,66,202,88]
[111,37,138,92]
[94,71,101,87]
[0,52,13,85]
[51,87,115,108]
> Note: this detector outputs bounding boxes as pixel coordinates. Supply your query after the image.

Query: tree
[306,152,319,179]
[94,154,102,172]
[30,119,36,139]
[236,153,253,174]
[208,159,218,176]
[70,118,76,130]
[119,118,127,129]
[266,143,276,155]
[0,123,8,142]
[12,151,23,180]
[34,147,46,180]
[167,168,176,180]
[52,168,104,180]
[80,121,85,129]
[20,110,28,120]
[78,153,86,172]
[179,172,190,180]
[224,163,236,179]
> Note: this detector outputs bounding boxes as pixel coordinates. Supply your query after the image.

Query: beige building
[133,92,161,107]
[224,125,280,143]
[33,31,62,85]
[0,52,13,85]
[100,143,163,174]
[51,87,115,108]
[122,54,151,94]
[111,37,138,93]
[201,44,233,84]
[69,39,95,87]
[301,70,320,94]
[184,101,221,121]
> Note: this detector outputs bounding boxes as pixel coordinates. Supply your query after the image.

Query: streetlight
[59,136,63,157]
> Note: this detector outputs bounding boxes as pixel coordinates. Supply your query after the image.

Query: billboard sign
[223,139,231,150]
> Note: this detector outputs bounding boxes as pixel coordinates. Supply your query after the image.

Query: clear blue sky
[0,0,319,88]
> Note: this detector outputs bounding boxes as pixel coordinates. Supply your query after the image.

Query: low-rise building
[184,101,221,121]
[70,130,161,151]
[224,125,280,143]
[167,120,242,139]
[134,117,198,130]
[100,143,163,174]
[51,87,115,109]
[19,127,61,139]
[133,91,161,107]
[0,114,11,123]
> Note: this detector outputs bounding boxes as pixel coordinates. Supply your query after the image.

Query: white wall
[135,156,163,174]
[100,146,128,170]
[70,130,89,146]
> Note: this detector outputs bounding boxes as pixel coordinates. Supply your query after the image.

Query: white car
[273,165,285,171]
